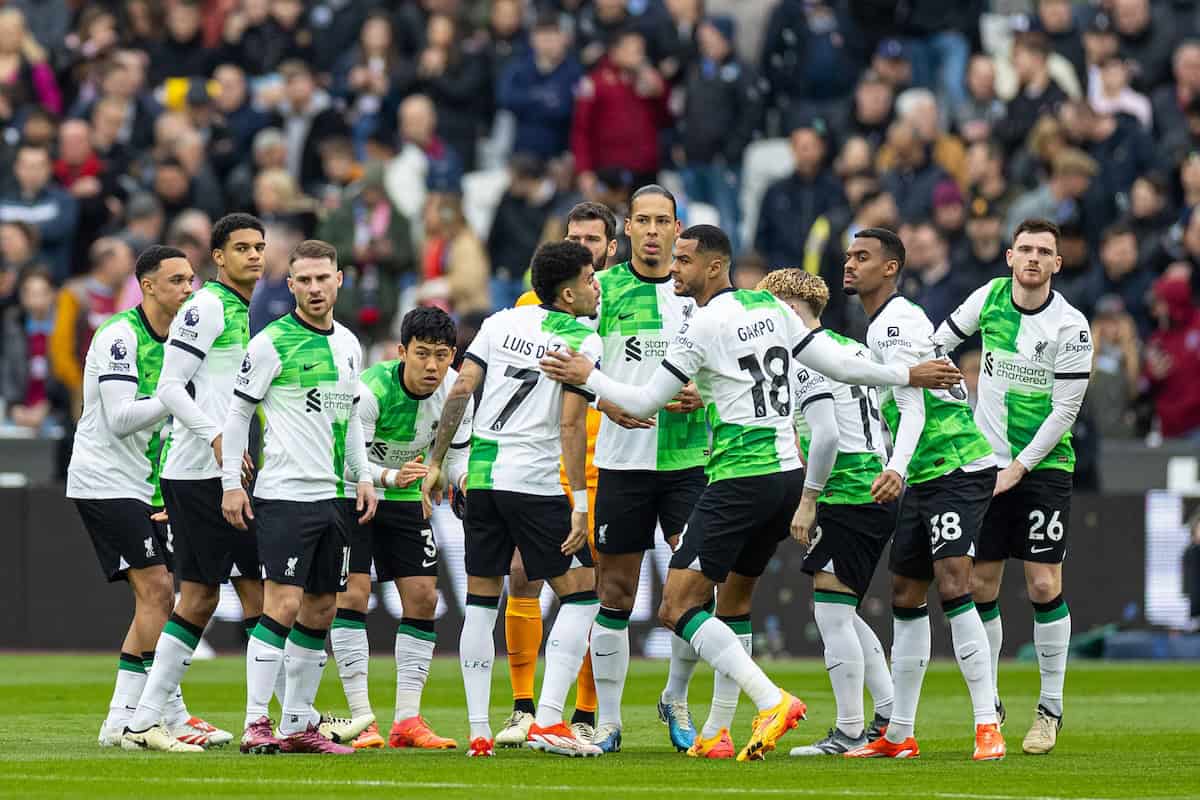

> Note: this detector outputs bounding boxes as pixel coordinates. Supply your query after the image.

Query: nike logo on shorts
[422,559,437,568]
[1030,545,1054,554]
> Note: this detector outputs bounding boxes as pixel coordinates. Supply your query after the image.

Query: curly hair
[756,268,830,318]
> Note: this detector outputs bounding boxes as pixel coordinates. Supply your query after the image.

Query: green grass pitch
[1,654,1197,799]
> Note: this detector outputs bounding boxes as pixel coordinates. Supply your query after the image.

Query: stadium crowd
[2,0,1200,468]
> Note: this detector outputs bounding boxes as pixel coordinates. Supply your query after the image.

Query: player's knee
[176,586,218,621]
[1026,574,1061,604]
[266,592,302,624]
[597,571,637,610]
[656,598,682,630]
[138,571,175,615]
[404,587,438,619]
[301,594,338,627]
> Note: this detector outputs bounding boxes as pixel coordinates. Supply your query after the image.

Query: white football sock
[106,655,147,729]
[1034,599,1070,718]
[980,601,1002,705]
[535,599,599,728]
[461,601,499,741]
[685,612,780,711]
[700,616,751,739]
[947,599,997,726]
[591,607,631,729]
[279,626,327,736]
[395,620,436,721]
[814,597,865,738]
[886,609,930,744]
[331,622,372,719]
[245,618,287,729]
[661,634,700,704]
[128,618,198,732]
[853,614,893,720]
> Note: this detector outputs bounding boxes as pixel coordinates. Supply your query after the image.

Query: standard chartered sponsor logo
[983,351,1050,387]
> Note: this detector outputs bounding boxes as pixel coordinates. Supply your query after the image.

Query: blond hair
[756,268,830,317]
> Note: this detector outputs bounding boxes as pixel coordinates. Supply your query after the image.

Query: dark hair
[1100,220,1135,244]
[630,184,677,219]
[135,244,187,280]
[289,238,338,267]
[679,224,732,263]
[210,212,265,252]
[15,142,50,159]
[0,219,40,250]
[531,240,593,304]
[855,227,906,272]
[400,306,457,349]
[1013,31,1051,58]
[1013,218,1062,248]
[612,25,646,47]
[566,201,617,242]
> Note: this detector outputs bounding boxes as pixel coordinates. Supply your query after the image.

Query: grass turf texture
[1,655,1197,800]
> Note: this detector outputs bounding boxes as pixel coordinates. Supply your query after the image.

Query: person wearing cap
[995,32,1069,155]
[960,192,1010,288]
[871,38,913,94]
[754,118,843,272]
[676,14,761,254]
[1005,147,1099,240]
[932,178,967,258]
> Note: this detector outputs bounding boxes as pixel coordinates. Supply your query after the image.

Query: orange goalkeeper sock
[505,596,543,708]
[573,647,598,718]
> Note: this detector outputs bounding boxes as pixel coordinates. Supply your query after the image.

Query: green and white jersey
[464,304,602,495]
[867,294,994,485]
[935,278,1092,471]
[663,288,802,483]
[792,331,886,505]
[159,281,250,480]
[232,312,365,501]
[66,307,168,504]
[594,262,709,471]
[358,360,473,502]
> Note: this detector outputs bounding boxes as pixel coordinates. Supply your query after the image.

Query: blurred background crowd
[2,0,1200,483]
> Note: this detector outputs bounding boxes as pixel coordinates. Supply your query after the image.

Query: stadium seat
[461,168,512,241]
[739,138,794,250]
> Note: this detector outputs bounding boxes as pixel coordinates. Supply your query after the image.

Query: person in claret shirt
[1,268,62,434]
[1142,274,1200,443]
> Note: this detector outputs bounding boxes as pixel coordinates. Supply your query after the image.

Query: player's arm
[932,283,989,350]
[794,327,961,390]
[441,395,474,492]
[791,390,838,546]
[560,388,591,555]
[157,293,224,455]
[220,336,279,530]
[94,323,169,437]
[421,357,483,517]
[349,381,389,488]
[999,319,1093,494]
[344,383,378,524]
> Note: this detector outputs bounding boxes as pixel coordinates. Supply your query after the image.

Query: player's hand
[562,510,589,555]
[222,488,254,531]
[993,461,1028,496]
[356,480,378,524]
[665,382,702,413]
[449,476,468,520]
[870,469,904,504]
[241,451,255,489]
[599,398,654,429]
[211,433,224,467]
[420,463,446,519]
[907,359,963,389]
[790,495,818,546]
[395,454,430,488]
[539,348,594,385]
[150,509,169,523]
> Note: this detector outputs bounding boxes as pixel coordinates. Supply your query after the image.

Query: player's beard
[843,286,858,296]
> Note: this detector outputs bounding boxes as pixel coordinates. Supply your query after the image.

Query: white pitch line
[2,773,1194,800]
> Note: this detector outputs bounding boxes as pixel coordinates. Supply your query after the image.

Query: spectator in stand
[1152,41,1200,143]
[306,0,371,75]
[575,0,674,70]
[55,119,120,274]
[1163,95,1200,165]
[1036,0,1087,87]
[418,191,490,314]
[0,7,61,116]
[413,13,489,173]
[207,63,274,182]
[498,12,581,161]
[146,0,214,85]
[658,0,702,84]
[0,143,77,282]
[252,167,317,236]
[385,93,463,234]
[487,154,559,308]
[832,70,895,150]
[952,54,1006,145]
[932,179,967,260]
[1128,173,1175,261]
[893,0,973,110]
[1113,0,1178,94]
[676,14,761,255]
[48,237,134,419]
[1142,273,1200,441]
[333,12,414,158]
[1089,295,1142,439]
[220,0,314,78]
[1006,148,1102,242]
[249,221,304,335]
[56,6,121,90]
[1094,222,1155,336]
[225,126,288,214]
[1,268,61,433]
[274,59,351,195]
[1053,217,1097,313]
[884,87,967,186]
[317,164,413,344]
[879,119,948,222]
[483,0,528,100]
[732,251,768,291]
[995,32,1068,155]
[120,192,164,253]
[572,28,669,197]
[164,208,214,283]
[759,0,861,123]
[754,118,843,272]
[316,137,364,207]
[1062,98,1159,201]
[77,51,158,153]
[1089,54,1153,129]
[960,193,1010,287]
[88,96,133,181]
[0,220,40,278]
[870,38,913,95]
[899,219,970,326]
[965,138,1020,219]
